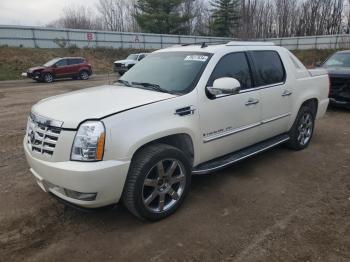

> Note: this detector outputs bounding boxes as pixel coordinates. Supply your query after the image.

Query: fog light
[64,189,97,201]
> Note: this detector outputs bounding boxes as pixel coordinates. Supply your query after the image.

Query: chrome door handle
[245,98,259,106]
[282,90,293,96]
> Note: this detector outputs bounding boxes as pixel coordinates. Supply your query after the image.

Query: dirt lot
[0,76,349,262]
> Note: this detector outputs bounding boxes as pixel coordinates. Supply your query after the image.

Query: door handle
[245,98,259,106]
[282,90,293,96]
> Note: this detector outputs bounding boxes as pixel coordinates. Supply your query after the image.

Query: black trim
[49,192,116,213]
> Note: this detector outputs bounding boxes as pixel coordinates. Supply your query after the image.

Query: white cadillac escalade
[24,42,329,220]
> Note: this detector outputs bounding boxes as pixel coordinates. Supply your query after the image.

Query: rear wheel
[79,70,89,80]
[122,144,191,221]
[286,105,315,150]
[43,73,53,83]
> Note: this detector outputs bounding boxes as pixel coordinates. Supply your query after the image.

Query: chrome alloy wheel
[297,112,313,146]
[80,71,89,80]
[44,73,53,83]
[142,159,186,213]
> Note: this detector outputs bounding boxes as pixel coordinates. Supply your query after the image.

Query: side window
[69,59,83,65]
[67,59,75,65]
[138,54,145,61]
[207,52,252,89]
[251,51,285,86]
[55,59,67,67]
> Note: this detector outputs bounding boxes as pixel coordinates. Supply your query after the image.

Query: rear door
[249,50,292,139]
[67,58,80,76]
[53,59,68,78]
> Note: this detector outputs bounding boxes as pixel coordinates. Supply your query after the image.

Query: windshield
[43,58,61,67]
[119,52,211,94]
[323,53,350,67]
[126,54,138,60]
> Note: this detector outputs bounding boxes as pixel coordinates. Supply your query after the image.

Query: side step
[192,134,290,175]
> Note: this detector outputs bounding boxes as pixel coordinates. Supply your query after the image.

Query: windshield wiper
[131,82,172,94]
[115,79,132,87]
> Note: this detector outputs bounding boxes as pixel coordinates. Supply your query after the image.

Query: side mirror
[52,64,57,68]
[315,61,322,67]
[207,77,241,97]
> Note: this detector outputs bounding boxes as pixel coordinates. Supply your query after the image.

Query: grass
[0,46,344,81]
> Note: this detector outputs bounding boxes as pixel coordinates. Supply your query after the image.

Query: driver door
[198,52,262,163]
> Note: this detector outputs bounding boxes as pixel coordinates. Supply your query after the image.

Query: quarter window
[251,51,285,86]
[207,52,252,89]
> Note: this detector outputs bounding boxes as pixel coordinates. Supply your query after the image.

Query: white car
[24,42,329,220]
[113,53,148,75]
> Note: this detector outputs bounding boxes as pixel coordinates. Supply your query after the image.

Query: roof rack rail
[177,41,230,48]
[226,41,275,46]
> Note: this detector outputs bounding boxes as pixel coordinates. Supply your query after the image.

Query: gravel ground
[0,76,349,262]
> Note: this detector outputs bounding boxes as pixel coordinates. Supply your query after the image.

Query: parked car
[316,50,350,107]
[24,42,329,221]
[113,53,148,75]
[22,57,92,83]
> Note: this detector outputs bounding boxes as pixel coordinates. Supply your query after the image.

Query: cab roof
[156,41,276,54]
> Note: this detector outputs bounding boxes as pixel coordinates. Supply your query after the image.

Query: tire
[286,105,315,150]
[43,73,53,83]
[122,144,191,221]
[79,70,89,80]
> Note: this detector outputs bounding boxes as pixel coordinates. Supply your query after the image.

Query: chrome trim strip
[261,113,291,124]
[203,122,260,143]
[193,136,290,174]
[30,111,63,128]
[239,82,285,94]
[203,113,291,143]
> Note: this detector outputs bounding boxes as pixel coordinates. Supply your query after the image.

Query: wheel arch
[130,133,195,167]
[290,95,319,129]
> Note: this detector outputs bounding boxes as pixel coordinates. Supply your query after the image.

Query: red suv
[23,57,92,83]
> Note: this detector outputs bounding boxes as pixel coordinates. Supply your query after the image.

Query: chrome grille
[26,112,63,156]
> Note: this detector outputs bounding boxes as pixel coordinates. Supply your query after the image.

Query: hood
[28,66,46,72]
[323,66,350,77]
[32,85,176,129]
[114,59,136,64]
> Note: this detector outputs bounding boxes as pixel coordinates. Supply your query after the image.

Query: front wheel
[122,144,191,221]
[43,73,53,83]
[286,105,315,150]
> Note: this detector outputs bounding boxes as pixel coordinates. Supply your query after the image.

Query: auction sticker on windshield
[184,55,208,62]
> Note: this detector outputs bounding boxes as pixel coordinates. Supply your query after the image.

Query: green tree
[135,0,190,34]
[210,0,240,37]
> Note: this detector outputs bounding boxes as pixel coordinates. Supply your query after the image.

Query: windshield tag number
[184,55,208,62]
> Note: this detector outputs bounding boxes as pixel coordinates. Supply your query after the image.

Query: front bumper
[24,139,130,208]
[329,97,350,107]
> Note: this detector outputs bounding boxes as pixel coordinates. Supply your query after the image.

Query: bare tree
[47,5,103,30]
[97,0,138,32]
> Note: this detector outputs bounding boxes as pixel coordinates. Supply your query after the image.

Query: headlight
[71,121,105,161]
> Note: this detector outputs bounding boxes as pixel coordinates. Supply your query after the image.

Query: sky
[0,0,99,26]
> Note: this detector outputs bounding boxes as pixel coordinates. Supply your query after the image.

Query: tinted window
[251,51,285,86]
[138,54,145,61]
[68,59,84,65]
[55,59,67,67]
[207,52,252,89]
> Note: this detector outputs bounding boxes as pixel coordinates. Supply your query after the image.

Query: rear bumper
[24,139,130,208]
